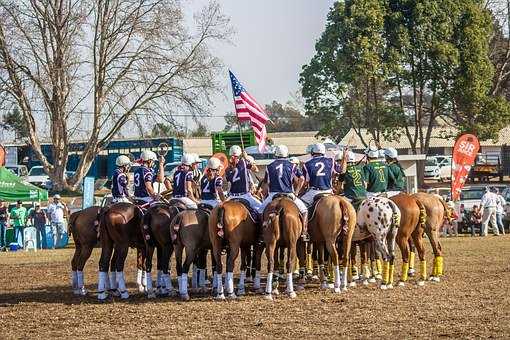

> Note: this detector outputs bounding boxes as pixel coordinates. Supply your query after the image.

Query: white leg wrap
[198,269,206,287]
[226,272,234,294]
[286,273,294,293]
[254,271,261,289]
[136,269,143,286]
[239,271,246,290]
[212,271,218,289]
[116,272,127,291]
[192,265,198,289]
[76,271,84,289]
[146,272,153,290]
[71,271,78,289]
[334,266,341,289]
[109,272,117,290]
[142,270,147,287]
[163,274,173,290]
[266,272,273,294]
[180,274,188,295]
[215,273,224,295]
[342,266,348,290]
[157,270,163,289]
[97,271,108,299]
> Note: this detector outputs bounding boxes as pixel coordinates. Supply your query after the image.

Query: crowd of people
[0,195,69,251]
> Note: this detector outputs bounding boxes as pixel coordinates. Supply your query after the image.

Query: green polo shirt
[10,206,27,228]
[387,162,406,191]
[341,164,367,200]
[363,160,393,193]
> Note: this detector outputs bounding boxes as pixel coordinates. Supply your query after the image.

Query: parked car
[27,166,50,188]
[5,164,29,179]
[424,157,441,180]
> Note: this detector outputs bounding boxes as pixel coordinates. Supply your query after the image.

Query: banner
[451,134,480,201]
[82,177,95,209]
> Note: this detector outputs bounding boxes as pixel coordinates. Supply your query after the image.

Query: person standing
[495,188,506,235]
[28,204,48,249]
[470,205,483,237]
[10,201,27,247]
[480,187,499,236]
[0,200,9,250]
[47,195,68,248]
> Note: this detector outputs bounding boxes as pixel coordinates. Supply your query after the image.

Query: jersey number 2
[315,162,326,176]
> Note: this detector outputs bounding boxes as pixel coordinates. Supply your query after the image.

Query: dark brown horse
[169,207,212,300]
[261,196,304,300]
[208,200,259,299]
[97,202,145,300]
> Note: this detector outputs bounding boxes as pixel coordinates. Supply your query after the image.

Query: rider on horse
[225,145,262,212]
[112,155,132,203]
[258,144,308,239]
[199,157,226,208]
[338,150,367,206]
[134,150,161,204]
[363,147,395,197]
[167,153,199,209]
[384,147,407,197]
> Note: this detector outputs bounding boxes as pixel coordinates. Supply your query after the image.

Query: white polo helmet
[181,153,195,166]
[229,145,242,157]
[335,150,344,161]
[207,157,222,170]
[347,151,356,163]
[378,149,386,158]
[312,143,326,155]
[290,157,300,164]
[275,145,289,158]
[191,153,202,164]
[245,155,255,164]
[116,155,131,167]
[140,150,157,162]
[385,147,398,159]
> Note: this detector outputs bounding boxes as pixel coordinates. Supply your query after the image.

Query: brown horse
[261,196,304,300]
[169,207,212,300]
[411,193,452,284]
[390,193,427,286]
[306,195,357,292]
[142,202,184,298]
[208,200,259,299]
[97,202,145,300]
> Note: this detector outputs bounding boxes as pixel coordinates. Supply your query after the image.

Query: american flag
[229,70,269,151]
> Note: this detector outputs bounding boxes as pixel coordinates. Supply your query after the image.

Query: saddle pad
[230,198,260,224]
[197,203,213,216]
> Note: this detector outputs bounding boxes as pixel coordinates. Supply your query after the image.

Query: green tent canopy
[0,167,48,202]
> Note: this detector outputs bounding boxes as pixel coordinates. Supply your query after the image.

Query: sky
[183,0,336,131]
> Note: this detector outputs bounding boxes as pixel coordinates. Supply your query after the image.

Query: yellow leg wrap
[382,261,390,284]
[376,259,383,274]
[362,264,371,279]
[371,260,378,275]
[420,260,427,281]
[347,265,353,282]
[401,262,409,282]
[388,263,395,285]
[306,254,313,274]
[432,257,438,277]
[351,265,359,277]
[409,251,415,271]
[436,256,444,276]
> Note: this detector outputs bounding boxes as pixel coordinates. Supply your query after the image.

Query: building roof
[339,127,510,150]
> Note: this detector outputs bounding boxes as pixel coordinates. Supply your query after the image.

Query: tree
[1,107,29,139]
[150,123,186,138]
[190,122,209,137]
[0,0,231,190]
[301,0,510,154]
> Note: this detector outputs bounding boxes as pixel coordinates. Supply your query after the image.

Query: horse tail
[216,205,225,237]
[169,213,183,244]
[338,197,356,236]
[68,211,79,240]
[141,209,152,244]
[387,199,401,228]
[438,197,453,222]
[414,198,428,228]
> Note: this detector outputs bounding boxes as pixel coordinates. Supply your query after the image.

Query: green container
[212,131,256,154]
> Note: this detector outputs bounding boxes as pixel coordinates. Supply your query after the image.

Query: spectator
[28,204,48,249]
[0,200,9,251]
[442,201,458,237]
[10,200,27,247]
[47,195,68,249]
[480,187,500,236]
[459,204,468,230]
[495,188,506,235]
[470,205,483,237]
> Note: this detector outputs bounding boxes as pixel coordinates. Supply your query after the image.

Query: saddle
[197,203,213,216]
[307,193,331,221]
[230,198,260,224]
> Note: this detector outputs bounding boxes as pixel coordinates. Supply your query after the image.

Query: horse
[305,195,357,293]
[261,196,305,300]
[169,206,212,300]
[390,193,427,286]
[356,196,401,289]
[411,192,452,284]
[208,200,260,299]
[97,202,145,300]
[141,201,185,298]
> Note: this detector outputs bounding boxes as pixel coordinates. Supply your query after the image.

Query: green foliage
[190,122,209,137]
[150,123,186,138]
[0,107,29,138]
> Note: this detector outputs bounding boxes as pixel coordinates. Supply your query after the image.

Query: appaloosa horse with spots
[356,196,401,289]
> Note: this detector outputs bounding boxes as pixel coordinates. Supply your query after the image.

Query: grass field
[0,235,509,339]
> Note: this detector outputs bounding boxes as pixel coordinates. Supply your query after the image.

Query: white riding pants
[386,191,401,198]
[228,192,262,211]
[112,196,131,204]
[174,197,198,209]
[301,189,333,205]
[259,192,308,214]
[200,199,220,208]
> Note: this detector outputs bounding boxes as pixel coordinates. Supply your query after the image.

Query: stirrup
[301,233,310,242]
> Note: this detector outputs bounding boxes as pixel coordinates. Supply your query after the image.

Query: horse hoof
[387,284,394,289]
[227,292,237,300]
[138,285,146,293]
[311,275,320,282]
[320,282,329,290]
[108,289,120,297]
[97,292,109,301]
[180,294,190,301]
[368,278,376,283]
[334,287,341,293]
[380,284,387,290]
[349,281,357,288]
[398,281,405,287]
[72,289,82,296]
[214,293,226,300]
[362,280,369,286]
[375,274,382,280]
[327,283,335,289]
[342,287,348,292]
[296,284,305,292]
[264,294,273,301]
[272,288,280,296]
[147,292,156,299]
[417,280,425,287]
[408,269,416,277]
[429,276,440,283]
[120,291,129,299]
[237,288,246,296]
[287,291,297,298]
[352,275,360,281]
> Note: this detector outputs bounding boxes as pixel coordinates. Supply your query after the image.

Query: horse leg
[372,234,391,290]
[145,244,156,298]
[211,237,224,300]
[225,243,240,299]
[396,232,410,286]
[316,243,329,289]
[97,236,113,301]
[71,242,80,294]
[114,245,130,299]
[350,244,359,282]
[369,240,382,280]
[161,244,175,296]
[360,242,370,286]
[265,239,277,300]
[411,228,427,286]
[408,239,416,276]
[252,244,264,293]
[286,241,298,298]
[425,226,444,282]
[179,243,197,301]
[195,248,208,293]
[296,240,306,290]
[75,244,93,296]
[325,239,341,293]
[156,245,163,295]
[174,243,184,296]
[237,247,248,296]
[386,226,398,289]
[136,248,146,293]
[106,249,118,296]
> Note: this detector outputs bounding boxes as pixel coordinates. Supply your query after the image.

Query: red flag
[451,134,480,201]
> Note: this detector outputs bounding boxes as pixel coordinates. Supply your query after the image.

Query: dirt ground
[0,236,509,339]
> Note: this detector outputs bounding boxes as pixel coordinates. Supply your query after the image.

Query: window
[28,167,45,176]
